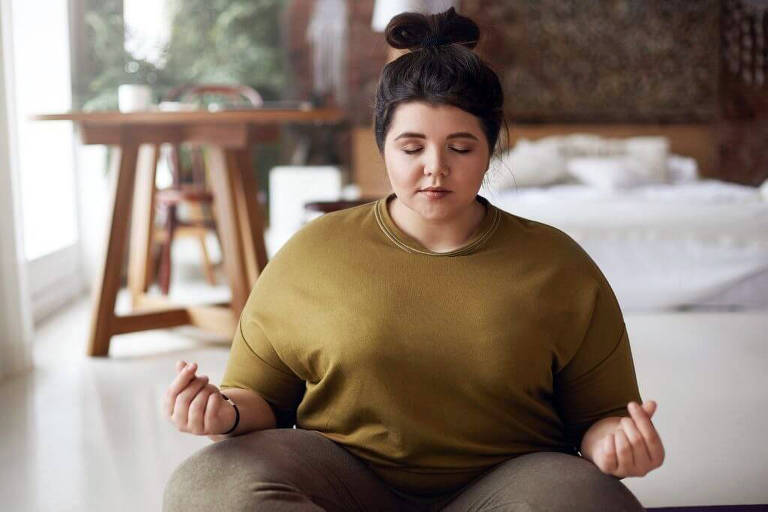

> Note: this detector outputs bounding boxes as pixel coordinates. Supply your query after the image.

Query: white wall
[0,0,34,381]
[73,144,111,292]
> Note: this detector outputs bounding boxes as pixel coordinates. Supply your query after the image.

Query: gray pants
[163,428,646,512]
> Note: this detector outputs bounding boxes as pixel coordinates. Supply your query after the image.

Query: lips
[419,189,451,199]
[420,187,450,192]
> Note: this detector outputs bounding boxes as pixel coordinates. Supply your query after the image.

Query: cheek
[455,155,488,181]
[385,152,418,179]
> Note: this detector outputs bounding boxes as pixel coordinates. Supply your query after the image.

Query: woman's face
[383,101,490,223]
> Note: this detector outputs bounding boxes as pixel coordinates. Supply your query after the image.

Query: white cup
[118,84,153,112]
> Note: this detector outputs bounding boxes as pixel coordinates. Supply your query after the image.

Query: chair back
[162,83,264,188]
[164,84,264,108]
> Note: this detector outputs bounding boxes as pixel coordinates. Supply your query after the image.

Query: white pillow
[537,133,670,183]
[759,177,768,201]
[624,136,670,183]
[666,154,699,183]
[486,138,569,188]
[566,156,655,190]
[486,134,671,189]
[539,133,626,158]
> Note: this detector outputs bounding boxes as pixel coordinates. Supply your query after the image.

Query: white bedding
[479,179,768,311]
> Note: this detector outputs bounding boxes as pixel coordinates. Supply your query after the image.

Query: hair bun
[384,6,480,51]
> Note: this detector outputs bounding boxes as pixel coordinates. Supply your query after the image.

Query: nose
[423,147,450,177]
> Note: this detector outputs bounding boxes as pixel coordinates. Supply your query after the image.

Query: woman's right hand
[164,360,237,435]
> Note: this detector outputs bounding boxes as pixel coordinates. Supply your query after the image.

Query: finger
[187,383,215,434]
[166,362,199,417]
[642,400,657,417]
[614,428,633,477]
[620,415,652,474]
[629,401,664,467]
[167,364,196,417]
[205,389,227,433]
[172,375,209,428]
[172,375,209,430]
[165,361,191,417]
[600,433,619,474]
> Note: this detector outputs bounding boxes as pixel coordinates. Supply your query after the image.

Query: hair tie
[421,33,450,49]
[220,393,240,435]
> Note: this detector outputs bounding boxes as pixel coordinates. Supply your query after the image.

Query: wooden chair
[152,84,264,294]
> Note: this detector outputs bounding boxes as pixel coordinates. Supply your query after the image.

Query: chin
[413,202,457,220]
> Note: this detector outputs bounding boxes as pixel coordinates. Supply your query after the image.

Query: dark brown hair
[373,7,508,163]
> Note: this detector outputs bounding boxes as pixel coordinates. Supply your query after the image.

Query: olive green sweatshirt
[220,192,642,497]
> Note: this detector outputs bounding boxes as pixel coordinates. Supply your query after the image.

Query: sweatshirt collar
[374,192,500,256]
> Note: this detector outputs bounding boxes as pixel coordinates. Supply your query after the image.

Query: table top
[32,107,346,125]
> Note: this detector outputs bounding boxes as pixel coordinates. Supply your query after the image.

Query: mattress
[479,179,768,311]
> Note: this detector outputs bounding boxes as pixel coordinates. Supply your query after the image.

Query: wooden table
[34,108,345,356]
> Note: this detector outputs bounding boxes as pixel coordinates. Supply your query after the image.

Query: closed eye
[403,147,472,154]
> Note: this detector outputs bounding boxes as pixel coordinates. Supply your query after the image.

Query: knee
[163,440,239,512]
[483,451,645,512]
[163,431,302,512]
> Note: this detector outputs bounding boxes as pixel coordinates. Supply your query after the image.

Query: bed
[478,124,768,312]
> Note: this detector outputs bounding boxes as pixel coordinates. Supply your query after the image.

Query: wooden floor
[1,264,767,510]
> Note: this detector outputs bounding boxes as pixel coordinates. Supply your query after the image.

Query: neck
[389,195,487,253]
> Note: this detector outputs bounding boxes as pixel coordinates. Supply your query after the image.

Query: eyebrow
[393,131,480,141]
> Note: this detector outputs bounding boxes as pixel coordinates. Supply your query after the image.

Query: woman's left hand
[591,400,665,478]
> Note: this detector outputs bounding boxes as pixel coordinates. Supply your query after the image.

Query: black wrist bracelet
[220,394,240,435]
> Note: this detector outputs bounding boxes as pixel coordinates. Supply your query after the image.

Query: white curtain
[371,0,461,31]
[0,0,34,382]
[307,0,348,105]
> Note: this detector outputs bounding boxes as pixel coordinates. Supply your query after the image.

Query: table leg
[127,144,160,307]
[87,142,140,356]
[230,148,268,287]
[206,146,251,316]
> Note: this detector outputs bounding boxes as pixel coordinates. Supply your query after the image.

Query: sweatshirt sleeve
[220,314,306,426]
[553,276,643,452]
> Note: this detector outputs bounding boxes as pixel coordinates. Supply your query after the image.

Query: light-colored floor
[1,253,767,510]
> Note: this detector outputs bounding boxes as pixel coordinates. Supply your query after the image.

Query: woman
[163,8,664,512]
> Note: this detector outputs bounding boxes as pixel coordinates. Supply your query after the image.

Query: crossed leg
[163,429,646,512]
[439,451,646,512]
[163,428,419,511]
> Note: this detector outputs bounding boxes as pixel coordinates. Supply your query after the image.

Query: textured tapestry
[459,0,721,122]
